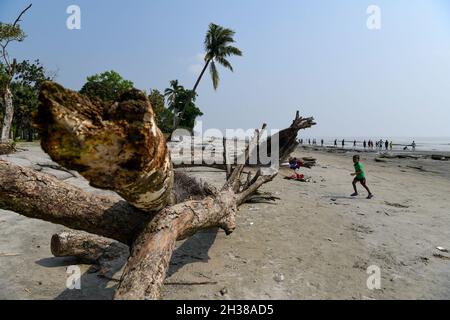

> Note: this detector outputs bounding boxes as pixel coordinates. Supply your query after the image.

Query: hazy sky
[1,0,450,138]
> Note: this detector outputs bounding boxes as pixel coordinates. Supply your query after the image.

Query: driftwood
[0,81,316,299]
[172,110,316,169]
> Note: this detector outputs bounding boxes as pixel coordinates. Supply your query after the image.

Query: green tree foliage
[11,60,50,141]
[0,23,26,45]
[149,84,203,134]
[148,89,173,134]
[80,70,134,102]
[169,87,203,131]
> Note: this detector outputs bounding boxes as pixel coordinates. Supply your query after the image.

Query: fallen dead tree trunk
[0,81,313,300]
[172,110,316,169]
[0,160,146,244]
[51,231,128,264]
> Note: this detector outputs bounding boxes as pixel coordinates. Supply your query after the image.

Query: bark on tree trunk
[51,231,128,264]
[36,82,173,212]
[0,160,148,244]
[1,87,14,143]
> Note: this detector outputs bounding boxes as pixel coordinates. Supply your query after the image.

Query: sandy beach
[1,143,449,299]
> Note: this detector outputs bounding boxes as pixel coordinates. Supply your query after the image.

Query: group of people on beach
[299,139,416,151]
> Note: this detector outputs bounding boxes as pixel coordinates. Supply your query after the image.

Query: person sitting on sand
[288,157,304,180]
[351,155,373,199]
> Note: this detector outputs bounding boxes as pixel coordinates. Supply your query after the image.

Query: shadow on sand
[35,228,219,299]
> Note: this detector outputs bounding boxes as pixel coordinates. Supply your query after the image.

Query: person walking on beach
[363,140,367,149]
[351,155,373,199]
[412,141,416,151]
[342,139,345,148]
[321,139,324,147]
[385,140,389,150]
[334,139,337,147]
[353,140,356,147]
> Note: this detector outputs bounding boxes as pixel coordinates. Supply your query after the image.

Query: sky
[1,0,450,138]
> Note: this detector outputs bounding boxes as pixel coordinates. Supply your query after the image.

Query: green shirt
[354,162,365,179]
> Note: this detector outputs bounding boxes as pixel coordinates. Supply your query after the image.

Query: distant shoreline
[298,144,450,158]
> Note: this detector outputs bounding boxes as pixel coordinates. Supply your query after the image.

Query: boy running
[351,155,373,199]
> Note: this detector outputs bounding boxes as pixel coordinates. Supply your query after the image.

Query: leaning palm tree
[176,23,242,129]
[194,23,242,91]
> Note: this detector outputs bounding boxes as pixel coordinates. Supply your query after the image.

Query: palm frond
[209,61,219,90]
[215,57,233,71]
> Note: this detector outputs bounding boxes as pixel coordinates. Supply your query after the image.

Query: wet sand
[1,143,449,299]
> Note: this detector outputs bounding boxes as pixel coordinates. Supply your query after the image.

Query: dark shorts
[353,177,366,183]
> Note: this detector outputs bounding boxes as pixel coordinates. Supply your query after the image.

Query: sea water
[302,137,450,152]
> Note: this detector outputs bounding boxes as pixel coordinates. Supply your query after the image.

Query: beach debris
[384,201,409,209]
[406,165,427,172]
[436,246,448,253]
[273,273,285,283]
[379,153,420,160]
[164,281,218,286]
[374,158,388,163]
[433,253,450,260]
[419,257,429,264]
[24,288,31,294]
[0,252,21,257]
[325,237,334,242]
[284,175,311,182]
[220,287,228,295]
[431,155,448,161]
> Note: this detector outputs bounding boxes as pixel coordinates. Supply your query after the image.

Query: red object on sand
[289,173,305,180]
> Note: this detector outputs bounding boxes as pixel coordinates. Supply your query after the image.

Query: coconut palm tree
[164,80,182,109]
[176,23,242,129]
[164,80,184,129]
[193,23,242,92]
